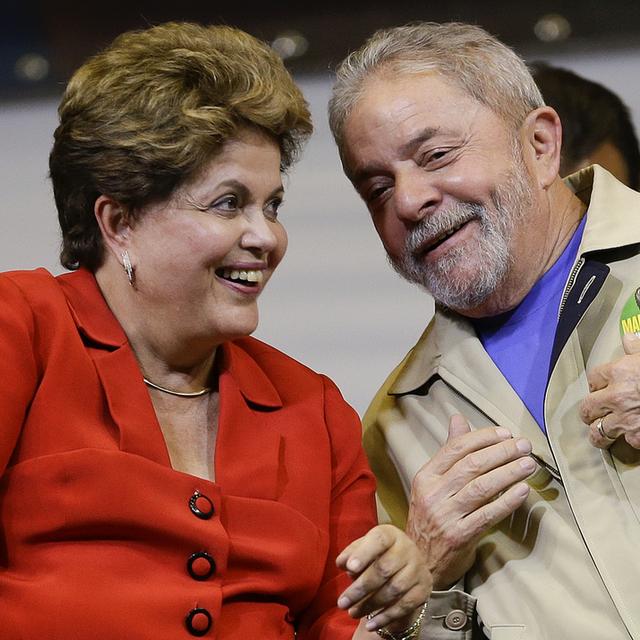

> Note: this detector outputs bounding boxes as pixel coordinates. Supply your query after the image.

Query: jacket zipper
[557,257,585,319]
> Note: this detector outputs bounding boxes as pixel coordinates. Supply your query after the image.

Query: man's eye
[366,185,390,204]
[422,149,449,165]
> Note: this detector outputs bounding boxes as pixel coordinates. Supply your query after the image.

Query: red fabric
[0,268,377,639]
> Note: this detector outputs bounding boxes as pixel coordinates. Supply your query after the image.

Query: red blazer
[0,268,376,639]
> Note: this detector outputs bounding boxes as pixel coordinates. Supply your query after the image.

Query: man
[329,22,640,640]
[531,61,640,188]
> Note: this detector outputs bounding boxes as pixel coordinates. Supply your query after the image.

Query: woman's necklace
[143,377,211,398]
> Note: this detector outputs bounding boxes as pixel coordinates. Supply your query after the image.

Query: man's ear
[520,106,562,189]
[94,195,132,261]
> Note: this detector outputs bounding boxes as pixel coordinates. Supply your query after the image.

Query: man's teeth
[221,268,264,283]
[430,221,467,247]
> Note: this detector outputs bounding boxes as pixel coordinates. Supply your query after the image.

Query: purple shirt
[472,217,586,431]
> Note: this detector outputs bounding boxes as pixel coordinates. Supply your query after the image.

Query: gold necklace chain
[143,377,211,398]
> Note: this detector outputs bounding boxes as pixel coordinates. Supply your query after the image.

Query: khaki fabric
[364,166,640,640]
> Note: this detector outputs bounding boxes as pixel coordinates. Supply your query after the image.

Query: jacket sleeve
[296,375,378,640]
[363,362,479,640]
[0,274,39,475]
[362,358,412,528]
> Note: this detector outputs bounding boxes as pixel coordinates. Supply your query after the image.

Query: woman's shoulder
[229,336,354,408]
[0,268,62,308]
[231,335,323,385]
[230,336,362,437]
[0,267,63,291]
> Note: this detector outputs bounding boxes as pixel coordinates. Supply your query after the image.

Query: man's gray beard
[389,166,532,312]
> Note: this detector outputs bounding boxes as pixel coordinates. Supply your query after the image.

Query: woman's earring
[121,250,135,287]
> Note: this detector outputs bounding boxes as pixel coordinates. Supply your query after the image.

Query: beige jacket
[364,166,640,640]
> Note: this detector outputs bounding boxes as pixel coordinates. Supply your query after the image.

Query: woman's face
[125,128,288,347]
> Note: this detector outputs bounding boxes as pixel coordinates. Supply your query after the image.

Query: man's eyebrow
[348,126,442,186]
[398,126,441,157]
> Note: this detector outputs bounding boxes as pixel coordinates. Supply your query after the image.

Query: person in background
[531,61,640,188]
[0,21,432,639]
[329,21,640,639]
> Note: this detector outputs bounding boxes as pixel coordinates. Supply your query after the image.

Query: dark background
[3,0,640,99]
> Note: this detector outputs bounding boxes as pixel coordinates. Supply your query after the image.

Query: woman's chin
[219,315,260,343]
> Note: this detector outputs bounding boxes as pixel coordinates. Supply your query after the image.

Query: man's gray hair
[328,22,544,155]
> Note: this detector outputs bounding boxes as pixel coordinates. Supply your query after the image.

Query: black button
[187,551,216,581]
[189,491,214,519]
[185,608,212,636]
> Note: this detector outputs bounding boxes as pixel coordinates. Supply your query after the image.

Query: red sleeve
[297,375,378,640]
[0,274,39,474]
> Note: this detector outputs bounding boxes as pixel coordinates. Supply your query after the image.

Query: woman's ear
[520,106,562,189]
[94,194,132,260]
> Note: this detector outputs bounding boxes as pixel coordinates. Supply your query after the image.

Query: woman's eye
[264,198,283,221]
[211,195,238,212]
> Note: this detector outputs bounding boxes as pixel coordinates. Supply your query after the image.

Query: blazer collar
[58,268,282,409]
[219,340,283,409]
[58,267,128,348]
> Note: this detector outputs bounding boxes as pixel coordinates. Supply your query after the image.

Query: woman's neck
[95,261,219,392]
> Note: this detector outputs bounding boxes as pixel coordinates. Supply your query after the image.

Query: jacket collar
[568,164,640,255]
[58,267,128,348]
[57,268,282,409]
[219,340,283,409]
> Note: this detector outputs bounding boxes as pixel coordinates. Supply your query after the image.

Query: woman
[0,22,431,639]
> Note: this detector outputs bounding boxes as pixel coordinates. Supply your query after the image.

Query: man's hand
[406,414,536,589]
[581,332,640,449]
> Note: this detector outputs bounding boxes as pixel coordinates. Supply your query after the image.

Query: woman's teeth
[220,268,264,284]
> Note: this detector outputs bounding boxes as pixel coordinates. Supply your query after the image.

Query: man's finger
[586,363,611,393]
[580,387,610,425]
[452,456,537,516]
[589,415,619,449]
[427,427,513,476]
[622,332,640,355]
[447,413,472,441]
[461,480,531,538]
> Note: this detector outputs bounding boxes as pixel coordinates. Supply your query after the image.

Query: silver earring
[121,250,135,287]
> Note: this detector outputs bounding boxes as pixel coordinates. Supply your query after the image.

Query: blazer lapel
[91,346,171,464]
[59,269,171,465]
[214,342,284,501]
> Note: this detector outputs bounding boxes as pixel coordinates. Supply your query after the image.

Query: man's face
[341,72,539,316]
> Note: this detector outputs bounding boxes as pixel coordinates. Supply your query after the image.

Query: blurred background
[2,1,640,414]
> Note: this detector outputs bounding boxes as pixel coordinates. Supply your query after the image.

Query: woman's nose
[239,211,279,253]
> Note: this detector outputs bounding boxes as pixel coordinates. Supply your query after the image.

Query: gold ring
[596,416,616,442]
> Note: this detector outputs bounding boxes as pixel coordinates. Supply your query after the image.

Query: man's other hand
[406,414,535,589]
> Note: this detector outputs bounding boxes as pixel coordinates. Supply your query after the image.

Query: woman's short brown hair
[50,22,313,270]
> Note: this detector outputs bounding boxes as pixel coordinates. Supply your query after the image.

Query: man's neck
[460,178,587,319]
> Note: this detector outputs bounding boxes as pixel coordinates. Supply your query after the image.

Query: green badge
[620,286,640,337]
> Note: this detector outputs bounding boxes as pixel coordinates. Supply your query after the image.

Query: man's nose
[394,171,441,224]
